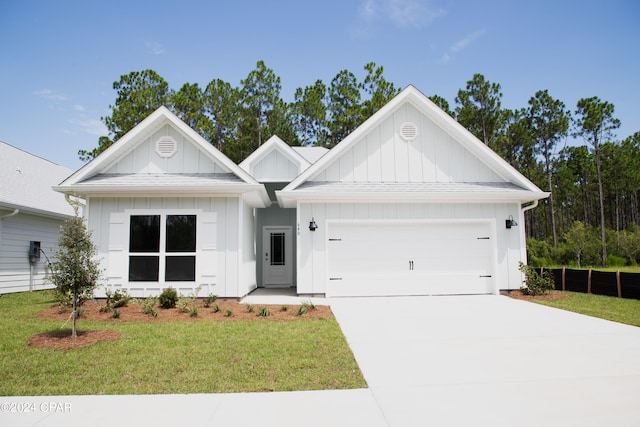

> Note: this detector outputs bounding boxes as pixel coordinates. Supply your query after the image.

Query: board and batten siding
[87,196,243,298]
[0,212,64,294]
[296,202,524,295]
[311,103,504,184]
[104,124,230,175]
[249,149,300,182]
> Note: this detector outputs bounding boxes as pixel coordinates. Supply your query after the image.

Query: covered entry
[326,220,497,297]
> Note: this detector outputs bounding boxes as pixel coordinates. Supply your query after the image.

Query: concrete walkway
[2,294,640,426]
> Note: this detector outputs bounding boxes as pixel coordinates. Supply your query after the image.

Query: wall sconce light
[506,215,518,229]
[309,218,318,231]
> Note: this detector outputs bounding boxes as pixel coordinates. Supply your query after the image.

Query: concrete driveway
[330,295,640,427]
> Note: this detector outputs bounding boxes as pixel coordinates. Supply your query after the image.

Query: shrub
[189,307,198,317]
[111,289,131,308]
[159,288,178,309]
[301,300,315,311]
[297,306,308,316]
[607,254,627,267]
[246,304,254,313]
[203,294,218,308]
[111,309,120,319]
[139,296,158,317]
[177,296,192,313]
[257,307,271,317]
[99,304,111,313]
[519,262,555,296]
[225,309,233,317]
[280,305,288,312]
[212,304,220,313]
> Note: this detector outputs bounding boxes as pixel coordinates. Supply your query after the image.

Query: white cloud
[145,41,165,55]
[68,117,108,137]
[33,89,67,101]
[359,0,378,21]
[388,0,446,28]
[451,29,486,53]
[439,29,486,64]
[73,104,85,112]
[358,0,446,30]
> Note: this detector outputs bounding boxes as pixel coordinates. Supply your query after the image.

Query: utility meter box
[29,241,41,263]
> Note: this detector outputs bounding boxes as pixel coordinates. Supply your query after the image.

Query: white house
[0,141,75,294]
[55,86,548,298]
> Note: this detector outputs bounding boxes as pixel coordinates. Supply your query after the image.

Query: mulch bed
[28,330,121,350]
[31,299,331,350]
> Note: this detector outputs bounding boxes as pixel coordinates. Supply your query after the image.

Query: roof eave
[0,201,74,219]
[54,184,271,207]
[276,190,550,208]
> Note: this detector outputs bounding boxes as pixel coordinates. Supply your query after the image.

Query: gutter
[521,199,539,213]
[0,208,19,220]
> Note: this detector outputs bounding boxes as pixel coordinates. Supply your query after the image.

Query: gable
[55,107,270,207]
[312,102,503,183]
[277,86,548,207]
[239,135,310,183]
[248,148,301,182]
[103,122,231,175]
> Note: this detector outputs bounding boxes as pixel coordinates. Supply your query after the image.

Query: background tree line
[80,61,640,268]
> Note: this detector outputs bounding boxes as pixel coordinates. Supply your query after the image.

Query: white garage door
[327,220,496,297]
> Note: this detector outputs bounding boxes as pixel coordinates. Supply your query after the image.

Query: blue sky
[1,0,638,171]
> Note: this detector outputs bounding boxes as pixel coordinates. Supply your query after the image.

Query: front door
[262,226,292,286]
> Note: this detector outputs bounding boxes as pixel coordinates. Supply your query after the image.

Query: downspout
[519,200,539,268]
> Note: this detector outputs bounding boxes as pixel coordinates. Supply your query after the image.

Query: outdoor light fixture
[506,215,518,229]
[309,218,318,231]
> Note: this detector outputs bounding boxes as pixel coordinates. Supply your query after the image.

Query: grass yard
[0,291,366,396]
[530,291,640,327]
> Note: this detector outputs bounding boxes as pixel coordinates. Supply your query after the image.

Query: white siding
[296,201,524,296]
[87,196,243,298]
[239,201,257,295]
[104,124,230,175]
[312,104,502,183]
[250,149,300,182]
[0,213,64,294]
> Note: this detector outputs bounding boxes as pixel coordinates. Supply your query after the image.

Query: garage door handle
[479,275,492,278]
[409,260,414,270]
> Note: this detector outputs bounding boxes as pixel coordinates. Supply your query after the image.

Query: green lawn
[0,291,366,396]
[530,291,640,327]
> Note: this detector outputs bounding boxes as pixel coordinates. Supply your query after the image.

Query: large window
[128,214,196,282]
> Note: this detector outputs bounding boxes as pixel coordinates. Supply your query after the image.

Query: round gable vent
[400,122,418,141]
[156,136,177,158]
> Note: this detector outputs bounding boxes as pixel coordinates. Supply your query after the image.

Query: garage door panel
[327,221,495,297]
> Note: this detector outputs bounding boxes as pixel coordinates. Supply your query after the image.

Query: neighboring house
[0,141,75,294]
[55,86,548,298]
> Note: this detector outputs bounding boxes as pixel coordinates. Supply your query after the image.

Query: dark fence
[537,268,640,300]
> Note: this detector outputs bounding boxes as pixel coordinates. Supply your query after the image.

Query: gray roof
[79,173,244,187]
[0,141,75,217]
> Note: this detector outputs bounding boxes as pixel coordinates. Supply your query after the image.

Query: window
[270,232,285,266]
[128,214,196,282]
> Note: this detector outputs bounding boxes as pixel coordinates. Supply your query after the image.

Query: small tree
[48,197,101,338]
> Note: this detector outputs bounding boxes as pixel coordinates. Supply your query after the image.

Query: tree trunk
[545,150,557,248]
[595,145,607,265]
[72,291,78,339]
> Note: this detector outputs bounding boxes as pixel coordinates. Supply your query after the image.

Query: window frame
[125,210,200,284]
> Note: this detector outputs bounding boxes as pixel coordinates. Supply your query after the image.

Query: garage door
[326,220,496,297]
